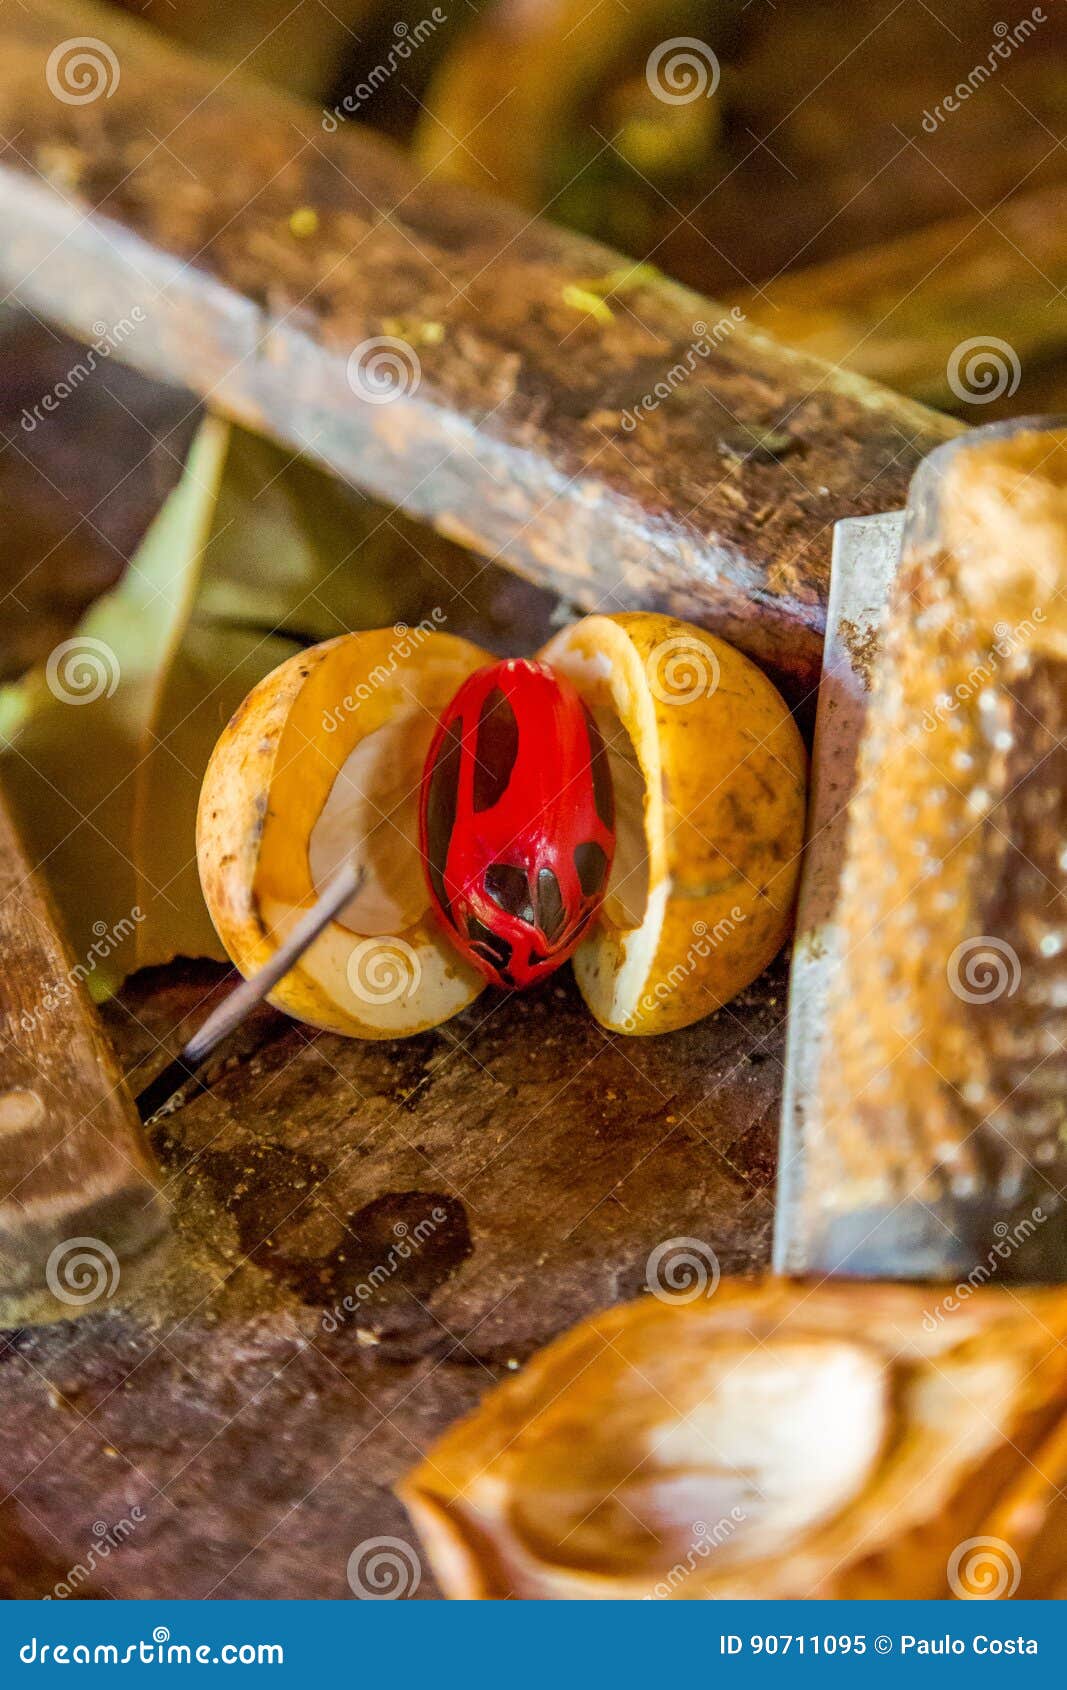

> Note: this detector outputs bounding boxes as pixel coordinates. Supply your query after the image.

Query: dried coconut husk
[400,1277,1067,1599]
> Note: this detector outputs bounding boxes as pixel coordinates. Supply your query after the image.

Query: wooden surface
[0,313,785,1597]
[0,0,1059,1603]
[0,957,785,1597]
[739,181,1067,412]
[0,0,959,704]
[0,788,166,1301]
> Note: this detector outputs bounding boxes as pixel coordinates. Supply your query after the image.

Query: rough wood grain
[738,182,1067,411]
[0,0,959,703]
[0,788,167,1300]
[0,956,785,1597]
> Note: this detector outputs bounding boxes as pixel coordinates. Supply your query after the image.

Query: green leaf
[0,416,230,995]
[0,414,473,996]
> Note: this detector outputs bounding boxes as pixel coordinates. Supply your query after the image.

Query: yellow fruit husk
[400,1278,1067,1600]
[540,612,807,1033]
[196,629,490,1038]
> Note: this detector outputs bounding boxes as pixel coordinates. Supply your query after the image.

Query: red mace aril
[419,658,616,989]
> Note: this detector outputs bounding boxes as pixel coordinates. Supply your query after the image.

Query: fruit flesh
[541,612,807,1034]
[197,629,490,1038]
[197,613,806,1041]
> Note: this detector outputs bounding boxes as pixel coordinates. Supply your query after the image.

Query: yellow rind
[541,612,807,1034]
[196,629,490,1038]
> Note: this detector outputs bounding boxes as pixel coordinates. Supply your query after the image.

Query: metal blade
[776,503,1067,1283]
[774,511,904,1276]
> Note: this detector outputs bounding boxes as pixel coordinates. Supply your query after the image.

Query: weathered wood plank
[0,0,958,702]
[739,183,1067,410]
[0,789,167,1300]
[0,957,784,1597]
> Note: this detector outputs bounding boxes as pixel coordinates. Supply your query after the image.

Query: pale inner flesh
[543,626,664,1024]
[307,710,436,935]
[511,1338,886,1576]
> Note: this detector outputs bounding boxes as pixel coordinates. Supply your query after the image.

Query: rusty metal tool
[776,416,1067,1283]
[134,862,363,1122]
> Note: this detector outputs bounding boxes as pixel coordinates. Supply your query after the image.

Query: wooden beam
[0,0,958,701]
[0,787,167,1303]
[739,182,1067,408]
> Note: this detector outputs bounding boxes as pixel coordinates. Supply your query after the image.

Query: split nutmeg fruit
[196,612,806,1039]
